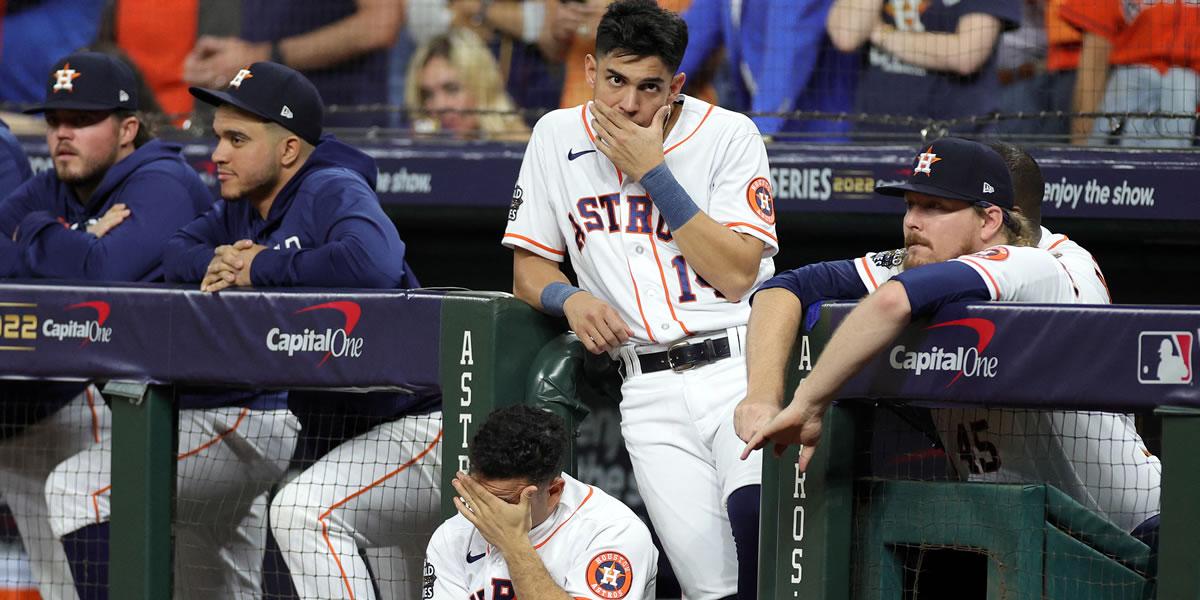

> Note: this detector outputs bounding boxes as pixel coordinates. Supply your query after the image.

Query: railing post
[105,381,177,600]
[1154,405,1200,599]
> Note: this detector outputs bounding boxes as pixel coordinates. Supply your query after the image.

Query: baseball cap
[875,137,1014,210]
[23,52,139,114]
[189,62,323,146]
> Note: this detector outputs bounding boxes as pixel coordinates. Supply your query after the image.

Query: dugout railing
[760,301,1200,600]
[0,282,563,599]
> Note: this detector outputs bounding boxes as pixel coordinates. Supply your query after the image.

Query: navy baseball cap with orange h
[189,62,324,146]
[23,52,139,114]
[875,137,1014,210]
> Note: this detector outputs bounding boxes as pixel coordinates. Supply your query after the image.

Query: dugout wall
[0,284,564,599]
[760,302,1200,599]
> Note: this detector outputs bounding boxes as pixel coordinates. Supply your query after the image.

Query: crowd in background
[1,0,1198,143]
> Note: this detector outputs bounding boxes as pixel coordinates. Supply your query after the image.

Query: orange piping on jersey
[647,234,693,336]
[91,486,110,524]
[89,408,254,523]
[320,429,443,600]
[958,257,1002,299]
[533,486,595,549]
[624,260,657,344]
[725,222,778,243]
[1047,235,1069,250]
[859,256,880,290]
[85,386,100,443]
[664,105,715,155]
[177,408,250,460]
[504,233,566,257]
[581,104,596,142]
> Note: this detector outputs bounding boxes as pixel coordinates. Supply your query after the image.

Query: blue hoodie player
[0,52,212,600]
[164,62,437,600]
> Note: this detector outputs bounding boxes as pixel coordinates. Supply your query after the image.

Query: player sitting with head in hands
[503,1,778,597]
[425,405,657,600]
[738,137,1160,537]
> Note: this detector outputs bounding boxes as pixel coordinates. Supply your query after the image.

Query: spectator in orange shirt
[1062,0,1200,147]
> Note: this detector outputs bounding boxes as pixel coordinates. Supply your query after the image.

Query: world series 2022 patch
[746,177,775,225]
[586,551,633,599]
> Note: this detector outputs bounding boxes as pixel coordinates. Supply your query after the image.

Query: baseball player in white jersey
[740,138,1160,534]
[502,2,775,597]
[425,406,657,600]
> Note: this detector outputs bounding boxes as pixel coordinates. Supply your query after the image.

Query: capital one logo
[265,301,365,366]
[1138,331,1193,384]
[889,318,998,387]
[42,301,113,346]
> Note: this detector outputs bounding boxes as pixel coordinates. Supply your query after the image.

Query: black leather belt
[636,336,732,374]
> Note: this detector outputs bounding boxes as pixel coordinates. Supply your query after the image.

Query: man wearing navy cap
[736,138,1159,536]
[0,51,213,600]
[164,62,440,600]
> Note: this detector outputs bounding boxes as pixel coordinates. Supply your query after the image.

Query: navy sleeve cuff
[752,260,867,308]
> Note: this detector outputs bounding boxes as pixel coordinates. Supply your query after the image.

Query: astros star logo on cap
[230,68,254,88]
[53,63,82,93]
[914,146,942,176]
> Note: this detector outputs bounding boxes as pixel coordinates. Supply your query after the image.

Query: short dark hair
[469,405,568,485]
[595,0,688,73]
[987,141,1044,237]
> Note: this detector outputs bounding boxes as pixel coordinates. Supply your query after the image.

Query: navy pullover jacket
[0,119,31,194]
[0,139,212,427]
[164,136,416,288]
[164,136,432,418]
[0,139,213,280]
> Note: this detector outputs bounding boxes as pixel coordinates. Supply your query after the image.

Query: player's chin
[219,181,244,200]
[902,246,934,269]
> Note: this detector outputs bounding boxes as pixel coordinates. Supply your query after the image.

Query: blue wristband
[540,281,583,317]
[640,162,700,231]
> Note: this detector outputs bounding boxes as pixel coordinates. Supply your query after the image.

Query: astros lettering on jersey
[424,474,658,600]
[502,95,778,345]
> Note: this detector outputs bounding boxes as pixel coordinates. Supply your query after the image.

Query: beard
[221,164,281,202]
[902,232,975,270]
[54,143,119,191]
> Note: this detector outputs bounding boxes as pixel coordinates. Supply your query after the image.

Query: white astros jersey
[424,474,657,600]
[851,242,1160,532]
[1039,226,1112,304]
[856,244,1079,302]
[502,95,778,345]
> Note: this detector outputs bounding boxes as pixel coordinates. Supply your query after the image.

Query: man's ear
[584,54,597,86]
[279,135,303,168]
[980,205,1006,243]
[669,71,686,100]
[117,115,139,147]
[548,476,566,499]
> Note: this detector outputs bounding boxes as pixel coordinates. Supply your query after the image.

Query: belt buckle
[667,340,695,373]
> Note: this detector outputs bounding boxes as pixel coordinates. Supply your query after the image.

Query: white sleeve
[562,517,658,600]
[502,125,568,262]
[703,121,779,258]
[855,249,905,292]
[951,245,1078,303]
[424,526,469,599]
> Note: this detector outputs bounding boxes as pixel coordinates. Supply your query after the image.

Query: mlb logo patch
[1138,331,1193,384]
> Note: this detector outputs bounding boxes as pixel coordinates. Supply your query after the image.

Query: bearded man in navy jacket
[0,52,212,600]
